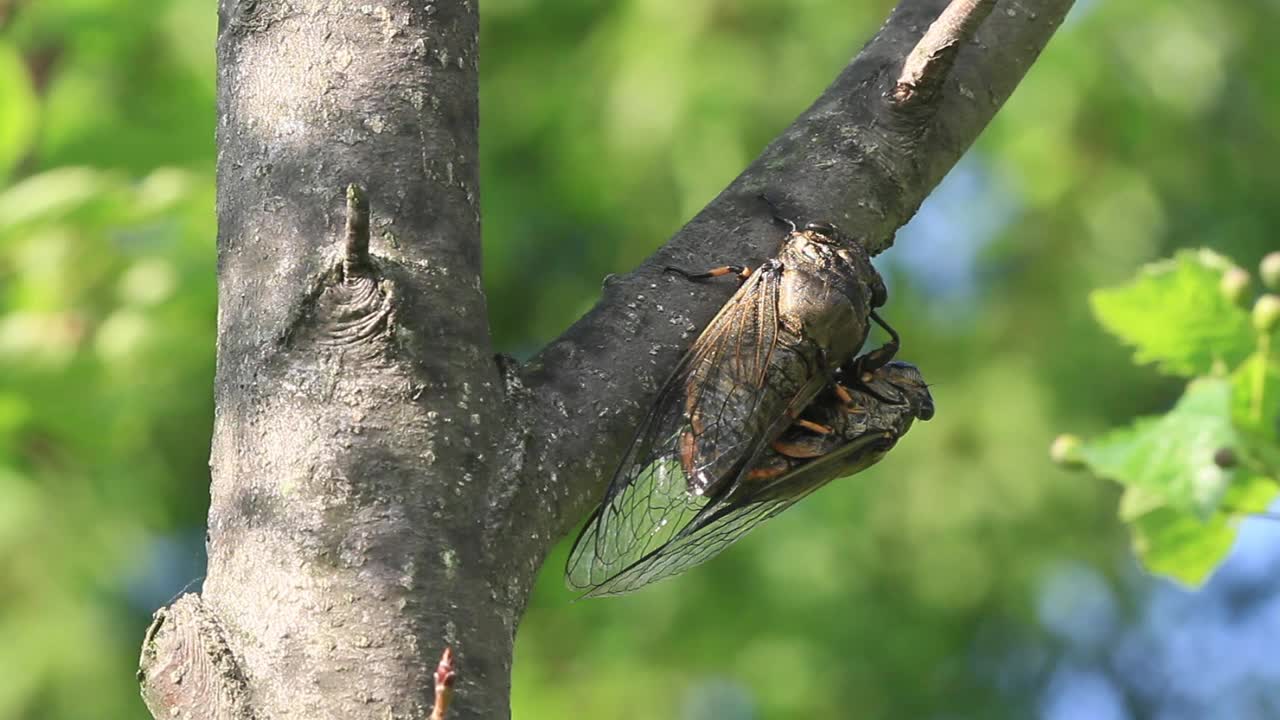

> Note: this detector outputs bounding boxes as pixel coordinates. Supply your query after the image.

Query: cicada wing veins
[564,452,710,592]
[574,431,897,597]
[676,262,787,492]
[566,264,790,593]
[573,491,795,597]
[566,379,834,597]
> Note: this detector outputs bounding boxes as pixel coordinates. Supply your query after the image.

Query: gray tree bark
[137,0,1073,717]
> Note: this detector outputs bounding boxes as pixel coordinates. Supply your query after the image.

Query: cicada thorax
[773,226,883,358]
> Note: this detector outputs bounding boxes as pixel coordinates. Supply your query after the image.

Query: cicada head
[864,360,934,422]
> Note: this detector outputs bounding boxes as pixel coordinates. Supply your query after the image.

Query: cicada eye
[870,277,888,308]
[916,396,936,421]
[803,222,838,237]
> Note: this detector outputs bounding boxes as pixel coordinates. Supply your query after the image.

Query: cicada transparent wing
[566,262,828,593]
[570,431,892,597]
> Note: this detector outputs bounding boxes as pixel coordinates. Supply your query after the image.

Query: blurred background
[3,0,1280,717]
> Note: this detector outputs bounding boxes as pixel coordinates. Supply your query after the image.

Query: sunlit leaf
[1230,351,1280,480]
[0,42,38,181]
[0,167,112,230]
[1090,250,1254,376]
[1128,472,1277,588]
[1220,472,1278,516]
[1231,351,1280,442]
[1127,506,1234,587]
[1084,375,1280,586]
[1079,377,1238,516]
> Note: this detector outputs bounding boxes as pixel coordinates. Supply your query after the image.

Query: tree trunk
[137,0,1074,717]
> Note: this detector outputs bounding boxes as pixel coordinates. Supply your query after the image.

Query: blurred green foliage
[2,0,1280,718]
[1066,251,1280,585]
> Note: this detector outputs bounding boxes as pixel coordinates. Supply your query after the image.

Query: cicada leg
[770,437,829,459]
[680,401,710,491]
[664,264,752,284]
[758,192,797,233]
[833,382,856,406]
[746,419,837,482]
[679,430,697,480]
[758,194,845,238]
[793,419,834,435]
[812,345,860,408]
[745,463,789,481]
[848,310,900,385]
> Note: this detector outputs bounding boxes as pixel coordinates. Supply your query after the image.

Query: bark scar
[281,184,396,349]
[138,594,256,720]
[315,183,393,345]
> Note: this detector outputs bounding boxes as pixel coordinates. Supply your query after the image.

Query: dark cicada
[565,217,902,596]
[566,359,932,597]
[742,360,933,485]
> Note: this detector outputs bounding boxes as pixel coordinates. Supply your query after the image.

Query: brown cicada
[566,213,909,596]
[566,359,932,597]
[742,360,933,486]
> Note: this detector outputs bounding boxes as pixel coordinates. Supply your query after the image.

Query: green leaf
[1231,351,1280,442]
[1127,473,1278,588]
[1127,507,1236,587]
[1220,472,1278,515]
[1090,249,1255,376]
[1080,377,1239,516]
[0,167,114,231]
[1082,377,1280,587]
[0,42,39,181]
[1230,351,1280,480]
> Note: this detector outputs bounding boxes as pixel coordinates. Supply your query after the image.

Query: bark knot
[315,274,394,347]
[287,184,397,349]
[139,594,256,720]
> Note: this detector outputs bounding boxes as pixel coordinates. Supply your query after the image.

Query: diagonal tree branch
[517,0,1075,541]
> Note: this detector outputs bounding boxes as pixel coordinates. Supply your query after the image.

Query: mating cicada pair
[566,210,934,597]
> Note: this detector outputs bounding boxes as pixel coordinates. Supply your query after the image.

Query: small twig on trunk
[343,183,371,279]
[430,646,456,720]
[893,0,998,106]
